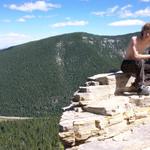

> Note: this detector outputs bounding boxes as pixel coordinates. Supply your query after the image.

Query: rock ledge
[59,72,150,149]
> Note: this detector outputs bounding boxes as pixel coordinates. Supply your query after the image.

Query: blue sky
[0,0,150,49]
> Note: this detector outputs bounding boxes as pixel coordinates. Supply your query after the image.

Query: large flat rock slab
[88,72,136,94]
[59,72,150,149]
[82,96,130,116]
[78,119,150,150]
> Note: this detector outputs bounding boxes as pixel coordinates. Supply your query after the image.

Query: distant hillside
[0,32,138,116]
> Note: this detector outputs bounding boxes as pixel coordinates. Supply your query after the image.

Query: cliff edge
[59,72,150,150]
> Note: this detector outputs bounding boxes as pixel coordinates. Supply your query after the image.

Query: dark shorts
[121,60,141,74]
[121,59,150,86]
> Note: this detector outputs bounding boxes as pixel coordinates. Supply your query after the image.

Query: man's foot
[137,85,150,95]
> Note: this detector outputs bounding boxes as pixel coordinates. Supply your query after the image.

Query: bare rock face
[59,72,150,149]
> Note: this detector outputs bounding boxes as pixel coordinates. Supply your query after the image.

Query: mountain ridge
[2,31,139,51]
[0,31,138,116]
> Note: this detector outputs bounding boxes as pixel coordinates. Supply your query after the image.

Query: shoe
[137,85,150,95]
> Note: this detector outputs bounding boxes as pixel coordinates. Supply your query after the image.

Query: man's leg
[121,59,150,95]
[135,59,145,87]
[121,60,141,89]
[136,60,150,95]
[144,60,150,86]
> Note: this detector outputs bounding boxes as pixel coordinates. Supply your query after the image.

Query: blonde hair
[140,23,150,39]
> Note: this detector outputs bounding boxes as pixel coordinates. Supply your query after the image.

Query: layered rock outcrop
[59,72,150,149]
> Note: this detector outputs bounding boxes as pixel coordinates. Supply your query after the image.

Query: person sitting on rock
[121,22,150,95]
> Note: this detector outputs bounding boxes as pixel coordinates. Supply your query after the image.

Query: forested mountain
[0,32,138,117]
[0,117,63,150]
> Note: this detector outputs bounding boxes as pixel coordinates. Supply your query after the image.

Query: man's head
[140,23,150,39]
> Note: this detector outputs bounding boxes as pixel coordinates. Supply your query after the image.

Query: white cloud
[38,15,58,19]
[65,17,71,20]
[92,5,133,18]
[119,6,150,18]
[23,15,35,19]
[17,18,26,22]
[140,0,150,2]
[51,20,88,28]
[0,32,33,49]
[121,4,132,11]
[92,5,119,16]
[135,7,150,17]
[17,15,35,22]
[92,4,150,18]
[119,5,133,18]
[92,11,105,16]
[108,19,145,26]
[4,1,61,12]
[108,5,119,14]
[119,10,133,18]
